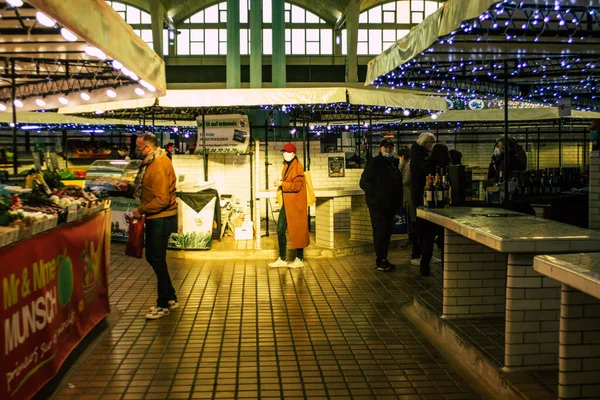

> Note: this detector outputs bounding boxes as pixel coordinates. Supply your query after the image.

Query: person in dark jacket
[409,132,436,269]
[488,137,527,182]
[360,138,403,272]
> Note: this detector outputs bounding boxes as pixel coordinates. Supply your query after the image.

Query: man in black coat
[410,132,436,274]
[360,138,403,272]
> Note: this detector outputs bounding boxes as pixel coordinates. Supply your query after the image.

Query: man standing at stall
[132,133,178,320]
[360,138,403,272]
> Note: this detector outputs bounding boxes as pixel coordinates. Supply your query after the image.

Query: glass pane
[383,41,395,51]
[205,5,219,23]
[357,42,368,55]
[141,29,153,42]
[305,11,320,23]
[205,39,219,55]
[162,30,169,56]
[110,2,125,11]
[359,12,368,23]
[397,1,410,23]
[412,12,423,23]
[205,29,219,46]
[368,7,382,23]
[383,2,396,10]
[285,42,291,54]
[240,0,248,23]
[126,6,140,24]
[263,0,272,23]
[306,42,319,54]
[263,29,272,54]
[190,42,204,55]
[291,29,305,54]
[397,29,409,40]
[219,42,227,54]
[368,29,382,54]
[425,1,438,17]
[190,11,204,23]
[190,29,204,41]
[141,11,152,24]
[383,11,395,23]
[291,5,305,23]
[220,10,227,22]
[285,10,290,23]
[285,29,291,41]
[240,29,249,54]
[177,29,190,55]
[383,29,396,42]
[133,29,141,37]
[411,0,424,12]
[219,2,227,10]
[219,29,227,40]
[358,29,368,42]
[306,29,319,42]
[285,2,291,10]
[320,29,332,54]
[341,29,347,55]
[117,11,125,20]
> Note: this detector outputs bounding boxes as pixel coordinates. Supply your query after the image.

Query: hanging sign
[557,98,572,117]
[195,114,250,155]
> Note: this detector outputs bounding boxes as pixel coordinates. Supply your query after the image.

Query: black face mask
[133,149,143,159]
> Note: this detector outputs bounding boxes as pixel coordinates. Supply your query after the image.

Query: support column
[250,0,262,88]
[345,0,359,83]
[148,0,165,58]
[443,229,507,319]
[271,0,285,88]
[315,197,335,248]
[504,253,561,371]
[350,195,372,242]
[227,0,241,88]
[558,284,600,399]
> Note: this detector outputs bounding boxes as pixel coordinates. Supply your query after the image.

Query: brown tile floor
[51,242,483,400]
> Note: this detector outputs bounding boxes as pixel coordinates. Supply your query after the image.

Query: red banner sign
[0,211,110,400]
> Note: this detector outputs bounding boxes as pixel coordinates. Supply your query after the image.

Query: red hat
[281,143,297,153]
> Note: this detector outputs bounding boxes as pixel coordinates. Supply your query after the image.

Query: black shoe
[377,259,396,272]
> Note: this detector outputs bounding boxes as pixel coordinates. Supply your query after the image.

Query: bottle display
[424,175,434,208]
[512,168,587,197]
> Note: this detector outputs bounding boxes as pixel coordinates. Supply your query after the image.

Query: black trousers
[418,218,444,270]
[367,205,395,262]
[145,215,177,308]
[277,204,304,261]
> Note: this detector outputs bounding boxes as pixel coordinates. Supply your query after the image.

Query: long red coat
[280,158,310,249]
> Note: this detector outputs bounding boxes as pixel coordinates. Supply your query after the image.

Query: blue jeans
[145,215,177,308]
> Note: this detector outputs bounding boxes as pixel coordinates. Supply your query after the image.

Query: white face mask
[283,152,294,162]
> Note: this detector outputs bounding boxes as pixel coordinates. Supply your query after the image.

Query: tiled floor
[51,242,483,400]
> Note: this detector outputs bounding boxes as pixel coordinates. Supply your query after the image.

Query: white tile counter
[417,206,600,372]
[534,254,600,399]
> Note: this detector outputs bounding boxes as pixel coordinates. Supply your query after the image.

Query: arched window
[106,1,168,56]
[177,1,332,56]
[344,0,443,55]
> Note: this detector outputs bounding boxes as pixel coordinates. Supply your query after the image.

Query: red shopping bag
[125,216,145,258]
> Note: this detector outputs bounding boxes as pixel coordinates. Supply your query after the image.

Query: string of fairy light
[371,0,600,112]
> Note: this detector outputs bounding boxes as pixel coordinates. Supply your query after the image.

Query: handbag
[392,209,410,234]
[125,216,145,258]
[305,171,316,207]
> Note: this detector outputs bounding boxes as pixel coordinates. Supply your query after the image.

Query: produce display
[58,169,87,179]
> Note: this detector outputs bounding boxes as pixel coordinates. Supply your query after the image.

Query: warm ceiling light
[6,0,24,7]
[135,88,145,96]
[106,89,117,98]
[95,110,105,115]
[13,99,23,108]
[0,104,6,111]
[112,60,123,70]
[431,113,439,120]
[58,96,69,105]
[140,80,156,92]
[60,27,78,42]
[403,109,411,116]
[35,98,46,107]
[35,11,56,27]
[84,46,106,60]
[80,92,91,101]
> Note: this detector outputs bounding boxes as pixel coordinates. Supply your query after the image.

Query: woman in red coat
[269,143,310,268]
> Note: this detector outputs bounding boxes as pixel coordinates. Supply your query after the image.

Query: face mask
[283,152,294,162]
[493,148,501,157]
[134,149,143,159]
[590,131,598,141]
[381,152,394,158]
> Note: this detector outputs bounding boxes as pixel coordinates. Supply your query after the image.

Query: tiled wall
[589,153,600,230]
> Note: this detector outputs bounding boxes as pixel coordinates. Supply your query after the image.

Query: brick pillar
[504,254,561,371]
[443,229,507,319]
[589,153,600,230]
[350,195,372,242]
[315,197,334,248]
[558,284,600,399]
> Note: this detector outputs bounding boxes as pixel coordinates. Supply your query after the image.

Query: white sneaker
[288,258,304,268]
[145,307,170,320]
[149,300,179,312]
[410,258,421,267]
[269,258,288,268]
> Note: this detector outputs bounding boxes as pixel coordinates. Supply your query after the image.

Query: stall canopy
[0,0,166,113]
[366,0,600,111]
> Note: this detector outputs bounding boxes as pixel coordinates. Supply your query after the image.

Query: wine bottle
[424,175,435,208]
[442,171,450,207]
[435,172,445,208]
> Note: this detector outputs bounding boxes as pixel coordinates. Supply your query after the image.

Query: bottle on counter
[442,169,450,207]
[434,172,445,208]
[424,175,435,208]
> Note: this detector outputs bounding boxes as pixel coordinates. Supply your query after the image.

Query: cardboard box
[234,221,254,240]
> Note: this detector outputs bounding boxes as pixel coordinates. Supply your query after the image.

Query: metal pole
[11,60,18,175]
[503,61,509,204]
[264,123,270,236]
[357,111,362,167]
[201,108,208,181]
[537,127,541,170]
[558,119,562,167]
